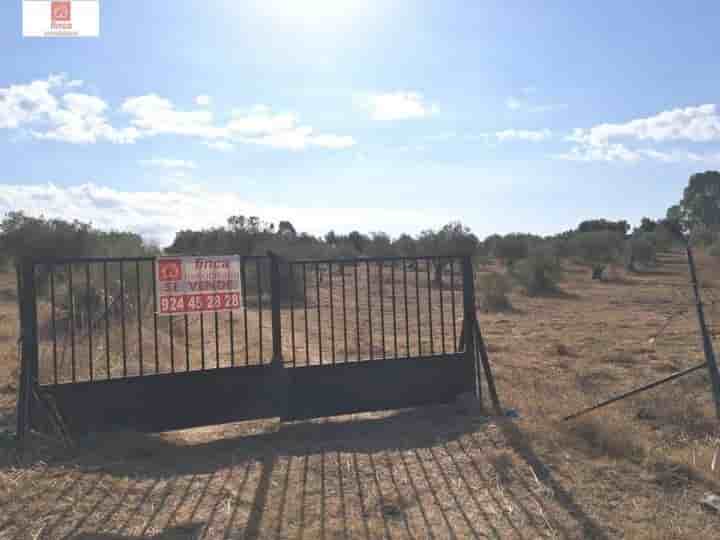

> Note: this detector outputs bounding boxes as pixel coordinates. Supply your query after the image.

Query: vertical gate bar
[242,259,249,366]
[439,259,446,354]
[119,261,127,377]
[200,312,205,369]
[462,256,480,404]
[229,310,235,368]
[135,261,143,376]
[269,252,283,368]
[18,259,39,438]
[403,259,410,356]
[450,261,457,352]
[415,259,421,356]
[366,261,373,360]
[151,259,159,374]
[86,263,93,381]
[169,315,175,373]
[391,263,398,359]
[379,263,386,359]
[303,263,309,365]
[49,264,57,384]
[316,263,322,365]
[342,263,348,362]
[68,264,76,381]
[103,262,110,378]
[427,260,434,355]
[214,311,220,368]
[329,262,335,365]
[354,262,360,360]
[15,263,26,440]
[256,258,263,363]
[185,314,190,371]
[289,263,296,367]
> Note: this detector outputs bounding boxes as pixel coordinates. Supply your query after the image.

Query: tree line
[3,171,720,273]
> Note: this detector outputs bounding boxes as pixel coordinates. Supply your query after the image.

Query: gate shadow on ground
[493,419,611,540]
[71,404,489,477]
[1,404,609,539]
[70,524,205,539]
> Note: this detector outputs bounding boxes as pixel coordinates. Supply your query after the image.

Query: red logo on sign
[51,1,71,22]
[158,260,182,282]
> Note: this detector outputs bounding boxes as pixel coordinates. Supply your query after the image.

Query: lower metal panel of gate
[284,354,473,422]
[36,365,279,436]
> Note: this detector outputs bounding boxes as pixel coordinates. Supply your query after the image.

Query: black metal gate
[16,253,493,439]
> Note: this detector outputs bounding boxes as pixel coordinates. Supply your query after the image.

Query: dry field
[2,250,720,539]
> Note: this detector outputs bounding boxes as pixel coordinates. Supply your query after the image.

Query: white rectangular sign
[23,0,100,38]
[155,256,243,316]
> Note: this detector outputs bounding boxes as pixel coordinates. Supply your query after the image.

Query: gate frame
[15,253,497,441]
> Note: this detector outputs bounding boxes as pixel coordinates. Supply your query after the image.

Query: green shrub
[472,255,492,271]
[492,235,529,266]
[689,225,716,248]
[654,223,675,252]
[709,241,720,258]
[477,272,512,311]
[570,231,625,266]
[568,230,626,280]
[511,253,562,295]
[625,234,657,270]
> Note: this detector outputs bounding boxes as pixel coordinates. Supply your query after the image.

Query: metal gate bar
[283,255,463,364]
[22,255,273,387]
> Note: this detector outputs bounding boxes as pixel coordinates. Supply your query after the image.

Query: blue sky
[1,1,720,245]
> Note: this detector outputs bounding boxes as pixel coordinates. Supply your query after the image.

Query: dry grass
[1,250,720,538]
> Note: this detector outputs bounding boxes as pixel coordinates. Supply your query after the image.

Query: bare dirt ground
[2,250,720,539]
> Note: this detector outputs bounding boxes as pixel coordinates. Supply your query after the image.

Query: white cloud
[471,129,551,143]
[495,128,552,142]
[0,74,63,129]
[204,140,234,152]
[38,92,140,144]
[121,94,223,138]
[505,97,523,111]
[554,144,720,163]
[569,104,720,146]
[0,182,449,246]
[554,142,643,162]
[0,74,136,143]
[364,92,439,121]
[308,134,356,149]
[227,105,356,150]
[227,105,297,134]
[195,95,211,106]
[139,158,197,169]
[119,96,356,150]
[505,94,567,113]
[562,104,720,162]
[422,132,457,142]
[0,75,355,151]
